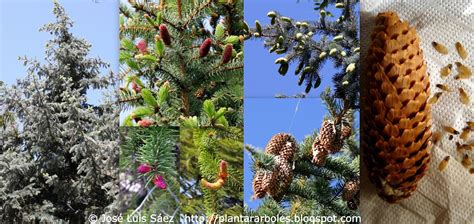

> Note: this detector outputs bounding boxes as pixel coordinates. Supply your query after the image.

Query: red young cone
[138,119,153,127]
[136,39,148,54]
[199,38,212,58]
[159,24,171,45]
[153,175,167,189]
[221,44,233,64]
[131,82,141,93]
[137,164,152,173]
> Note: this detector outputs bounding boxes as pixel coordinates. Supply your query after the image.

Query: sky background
[0,0,118,105]
[244,0,339,98]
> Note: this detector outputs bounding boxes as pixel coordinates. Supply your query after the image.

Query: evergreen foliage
[0,2,118,222]
[115,127,180,220]
[119,0,245,127]
[250,0,359,108]
[179,118,243,219]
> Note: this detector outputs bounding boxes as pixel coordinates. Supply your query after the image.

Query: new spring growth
[137,164,152,174]
[201,160,229,190]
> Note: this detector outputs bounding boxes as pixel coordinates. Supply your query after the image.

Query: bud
[346,63,356,73]
[153,175,167,189]
[319,51,327,59]
[329,48,337,55]
[295,33,303,40]
[267,11,277,18]
[159,24,171,45]
[353,47,360,52]
[137,164,152,174]
[274,57,288,64]
[333,35,344,41]
[199,38,212,58]
[340,51,347,56]
[335,3,345,8]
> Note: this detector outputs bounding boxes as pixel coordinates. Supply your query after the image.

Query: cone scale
[361,12,432,203]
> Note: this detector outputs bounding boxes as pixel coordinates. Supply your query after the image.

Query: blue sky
[0,0,118,105]
[244,98,328,209]
[244,0,340,98]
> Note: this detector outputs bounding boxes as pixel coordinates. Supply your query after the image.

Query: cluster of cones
[312,119,352,166]
[252,133,297,200]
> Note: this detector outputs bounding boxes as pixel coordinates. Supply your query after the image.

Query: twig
[130,186,156,217]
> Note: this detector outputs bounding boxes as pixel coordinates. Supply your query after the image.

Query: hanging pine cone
[264,133,297,161]
[319,120,344,153]
[341,125,352,139]
[361,12,431,203]
[312,139,328,166]
[342,179,360,201]
[267,156,293,200]
[252,170,266,199]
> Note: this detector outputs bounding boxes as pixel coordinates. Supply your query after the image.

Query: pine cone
[264,133,297,161]
[252,170,266,199]
[319,120,343,153]
[312,139,328,166]
[341,125,352,139]
[342,179,360,201]
[361,12,432,203]
[267,156,293,200]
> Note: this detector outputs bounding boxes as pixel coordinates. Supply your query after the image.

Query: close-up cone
[361,11,432,203]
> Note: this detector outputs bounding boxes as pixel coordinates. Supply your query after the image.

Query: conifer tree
[0,2,118,222]
[119,0,244,127]
[250,0,359,108]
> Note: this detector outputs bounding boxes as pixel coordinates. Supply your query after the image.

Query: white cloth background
[360,0,474,223]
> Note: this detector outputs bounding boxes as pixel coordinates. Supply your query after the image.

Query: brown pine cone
[342,179,360,201]
[361,12,432,203]
[341,125,352,139]
[264,133,297,161]
[252,170,267,199]
[267,156,293,200]
[319,120,343,153]
[312,139,328,166]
